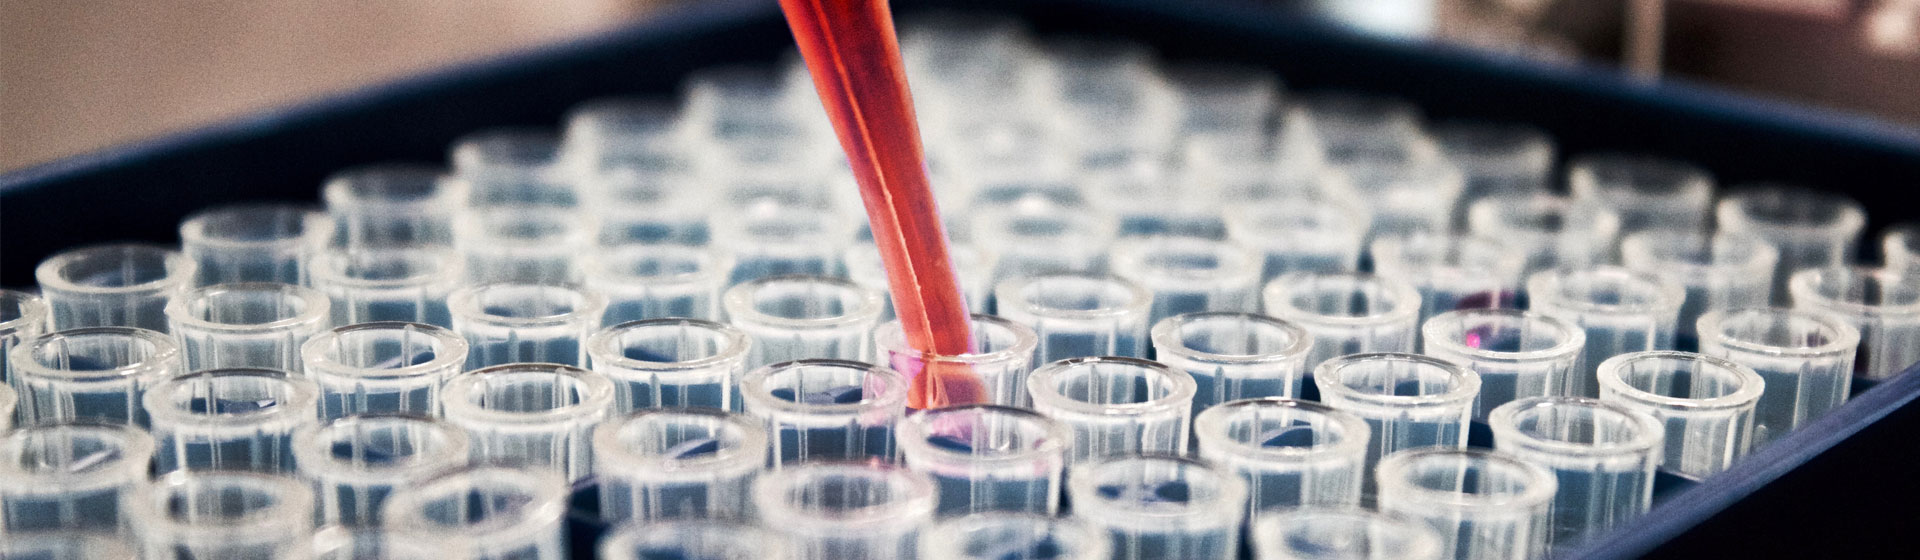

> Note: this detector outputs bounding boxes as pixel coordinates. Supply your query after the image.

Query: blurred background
[5,0,1918,173]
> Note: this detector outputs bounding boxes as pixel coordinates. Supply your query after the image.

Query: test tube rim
[301,321,470,381]
[749,461,938,530]
[164,282,331,333]
[309,247,464,290]
[34,242,196,296]
[1486,396,1664,458]
[585,318,751,373]
[1524,266,1686,318]
[1369,232,1525,281]
[1223,197,1372,249]
[288,413,472,481]
[1420,308,1586,364]
[381,465,569,545]
[1374,447,1557,512]
[9,326,180,382]
[1026,356,1198,416]
[590,408,769,478]
[920,513,1111,560]
[1110,236,1262,283]
[873,313,1038,366]
[1695,307,1862,359]
[137,470,316,539]
[0,289,50,335]
[1787,266,1920,316]
[440,362,617,426]
[447,283,610,328]
[321,162,466,210]
[1716,185,1868,237]
[0,422,157,493]
[1314,353,1482,409]
[1566,153,1715,205]
[454,206,595,248]
[584,244,726,285]
[1619,230,1779,279]
[1150,311,1313,365]
[598,519,776,560]
[1596,351,1768,411]
[721,275,887,330]
[450,127,564,174]
[1262,272,1422,327]
[177,204,329,250]
[895,404,1071,467]
[1249,507,1446,560]
[1192,397,1371,462]
[1468,193,1624,241]
[738,358,910,415]
[1063,454,1248,525]
[142,367,320,428]
[994,274,1152,321]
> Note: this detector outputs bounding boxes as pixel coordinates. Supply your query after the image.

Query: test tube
[1369,233,1525,331]
[165,282,330,373]
[1567,153,1715,234]
[600,520,779,560]
[0,533,135,560]
[1152,312,1312,413]
[144,368,319,473]
[586,318,750,411]
[712,199,855,284]
[1,290,50,385]
[1193,398,1370,512]
[1250,508,1445,560]
[592,409,767,523]
[923,513,1111,560]
[1488,397,1663,551]
[310,247,462,327]
[301,322,469,418]
[846,242,997,315]
[1596,351,1764,477]
[1788,266,1920,378]
[1433,121,1555,217]
[1882,223,1920,272]
[1526,266,1685,397]
[179,204,329,286]
[0,423,155,533]
[1260,272,1421,373]
[1166,62,1278,134]
[1224,196,1372,281]
[1316,353,1479,481]
[1300,91,1425,165]
[381,466,570,560]
[322,163,464,248]
[451,128,576,208]
[1344,152,1465,239]
[36,243,194,332]
[1110,236,1262,326]
[752,462,937,560]
[9,326,180,425]
[1375,448,1556,560]
[589,178,712,246]
[971,198,1120,281]
[448,283,607,368]
[1422,309,1584,417]
[895,405,1069,516]
[454,206,594,284]
[290,414,471,526]
[132,471,316,560]
[739,359,908,466]
[560,97,690,174]
[1066,455,1247,560]
[1025,357,1195,464]
[875,314,1038,407]
[1467,193,1622,276]
[994,274,1151,363]
[587,244,726,323]
[1621,231,1778,350]
[1717,185,1867,303]
[1697,308,1859,444]
[722,275,884,368]
[441,363,614,482]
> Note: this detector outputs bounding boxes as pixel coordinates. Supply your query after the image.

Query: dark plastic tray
[5,0,1918,557]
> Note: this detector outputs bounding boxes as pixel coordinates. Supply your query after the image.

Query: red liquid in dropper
[779,0,985,408]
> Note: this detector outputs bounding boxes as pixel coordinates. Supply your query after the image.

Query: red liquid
[779,0,984,408]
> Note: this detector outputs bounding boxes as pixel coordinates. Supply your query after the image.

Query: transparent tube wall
[1621,232,1777,350]
[1567,153,1715,235]
[452,128,576,208]
[302,322,468,418]
[1467,194,1621,276]
[381,466,570,560]
[1261,272,1421,373]
[972,199,1118,282]
[10,327,179,426]
[922,513,1110,560]
[1026,357,1195,464]
[441,363,614,482]
[1250,508,1444,560]
[1435,121,1554,222]
[310,248,462,327]
[1066,456,1247,560]
[144,368,318,473]
[1193,398,1370,513]
[588,244,727,323]
[752,463,937,560]
[1697,308,1859,445]
[587,318,750,411]
[322,163,463,248]
[132,471,316,559]
[1788,266,1920,379]
[847,243,997,316]
[1421,309,1584,417]
[165,282,330,373]
[1369,233,1524,332]
[1597,351,1764,477]
[1488,397,1662,552]
[739,359,908,466]
[1717,186,1867,304]
[1110,237,1262,326]
[721,276,884,369]
[714,200,853,284]
[875,314,1037,407]
[0,534,134,560]
[995,274,1151,363]
[449,283,606,369]
[1375,448,1555,560]
[454,207,593,284]
[600,520,778,560]
[0,290,50,389]
[1526,267,1684,397]
[1152,312,1312,414]
[36,244,194,332]
[592,409,767,523]
[0,424,155,533]
[290,415,470,526]
[1315,353,1479,480]
[1225,199,1371,282]
[178,204,327,286]
[895,405,1069,516]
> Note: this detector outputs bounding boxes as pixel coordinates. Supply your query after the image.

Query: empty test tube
[713,199,855,284]
[301,322,469,418]
[1250,508,1444,560]
[739,359,908,466]
[381,466,570,560]
[1066,455,1247,560]
[1789,266,1920,378]
[922,513,1110,560]
[1110,236,1262,326]
[449,283,606,368]
[1422,309,1584,417]
[1225,198,1372,281]
[36,243,194,332]
[454,206,594,284]
[0,423,155,533]
[1718,185,1867,303]
[1622,231,1778,350]
[1370,233,1525,330]
[1026,357,1195,464]
[132,471,316,560]
[144,368,318,473]
[1344,152,1465,239]
[1375,448,1556,560]
[1433,121,1555,215]
[441,363,614,482]
[1567,153,1715,234]
[1301,91,1426,165]
[875,314,1037,407]
[753,462,937,560]
[310,248,462,327]
[1193,398,1370,512]
[1315,353,1479,484]
[290,415,470,526]
[592,409,767,523]
[165,282,330,373]
[1596,351,1764,477]
[1468,194,1622,276]
[452,128,576,208]
[587,244,726,323]
[10,326,180,425]
[1488,397,1663,551]
[600,519,778,560]
[1,290,50,384]
[1527,266,1685,397]
[994,274,1151,363]
[322,163,464,247]
[722,275,884,368]
[972,198,1121,281]
[1152,312,1312,413]
[1697,308,1859,445]
[589,177,713,246]
[0,533,135,560]
[587,318,750,411]
[1261,272,1421,373]
[178,204,328,286]
[895,405,1069,516]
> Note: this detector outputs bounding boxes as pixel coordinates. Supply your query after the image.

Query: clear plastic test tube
[876,314,1037,407]
[1066,455,1247,560]
[1433,121,1555,215]
[600,519,779,560]
[1789,266,1920,378]
[722,275,884,368]
[1110,236,1262,326]
[179,204,329,286]
[322,163,464,248]
[441,363,614,482]
[1597,351,1765,477]
[1316,353,1479,483]
[895,405,1069,516]
[1193,398,1370,512]
[1717,185,1867,303]
[846,242,997,316]
[1250,508,1444,560]
[1375,448,1556,560]
[739,359,908,466]
[9,326,180,425]
[1467,193,1622,276]
[310,247,462,327]
[454,206,594,284]
[1567,153,1715,234]
[752,462,937,560]
[587,244,727,323]
[1261,272,1421,373]
[1697,308,1859,444]
[1344,151,1465,239]
[452,128,576,208]
[971,197,1121,282]
[0,423,156,533]
[1621,231,1778,350]
[587,318,750,411]
[923,513,1111,560]
[1370,233,1525,331]
[1152,312,1312,413]
[290,414,470,526]
[1527,266,1685,397]
[36,243,194,332]
[132,471,316,560]
[1,290,50,385]
[994,274,1151,363]
[1422,309,1585,417]
[1026,357,1195,464]
[592,409,766,523]
[165,282,330,373]
[1224,197,1372,281]
[1488,397,1662,551]
[449,283,607,368]
[381,466,569,560]
[713,199,855,285]
[144,368,319,473]
[301,322,469,418]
